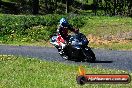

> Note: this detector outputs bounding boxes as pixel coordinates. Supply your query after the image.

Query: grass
[80,16,132,50]
[0,14,85,42]
[89,42,132,50]
[1,39,132,51]
[81,16,132,36]
[0,40,52,47]
[0,55,132,88]
[0,14,132,50]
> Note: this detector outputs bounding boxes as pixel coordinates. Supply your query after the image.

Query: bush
[0,14,86,43]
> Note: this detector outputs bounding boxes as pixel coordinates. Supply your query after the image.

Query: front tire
[58,47,71,60]
[60,54,69,60]
[83,47,96,62]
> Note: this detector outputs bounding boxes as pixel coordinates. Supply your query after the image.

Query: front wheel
[60,54,69,60]
[58,47,71,60]
[83,47,96,62]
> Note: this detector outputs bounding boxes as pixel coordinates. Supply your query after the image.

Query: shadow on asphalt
[92,60,113,63]
[71,59,113,63]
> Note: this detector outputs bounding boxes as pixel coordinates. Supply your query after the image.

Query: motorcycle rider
[56,18,79,56]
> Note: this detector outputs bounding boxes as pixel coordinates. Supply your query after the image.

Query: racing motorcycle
[50,32,96,62]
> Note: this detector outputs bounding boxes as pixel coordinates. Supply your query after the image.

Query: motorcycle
[50,32,96,62]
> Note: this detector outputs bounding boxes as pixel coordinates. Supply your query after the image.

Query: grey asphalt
[0,45,132,72]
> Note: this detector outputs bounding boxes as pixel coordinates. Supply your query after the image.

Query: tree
[66,0,69,13]
[113,0,117,15]
[54,0,57,13]
[32,0,39,15]
[0,0,1,8]
[127,0,132,16]
[93,0,98,15]
[45,0,48,13]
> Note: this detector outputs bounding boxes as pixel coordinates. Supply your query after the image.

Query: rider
[57,18,79,41]
[57,18,79,55]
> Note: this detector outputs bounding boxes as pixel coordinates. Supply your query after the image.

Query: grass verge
[0,40,53,47]
[89,42,132,50]
[0,14,132,50]
[0,55,132,88]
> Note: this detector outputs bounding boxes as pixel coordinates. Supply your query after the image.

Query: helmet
[59,18,68,27]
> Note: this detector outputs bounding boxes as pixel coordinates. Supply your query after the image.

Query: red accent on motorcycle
[56,34,65,46]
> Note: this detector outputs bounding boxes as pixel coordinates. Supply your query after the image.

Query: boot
[58,48,64,55]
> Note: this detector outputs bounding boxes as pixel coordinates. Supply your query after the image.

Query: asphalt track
[0,45,132,72]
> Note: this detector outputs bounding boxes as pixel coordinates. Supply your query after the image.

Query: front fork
[81,46,91,58]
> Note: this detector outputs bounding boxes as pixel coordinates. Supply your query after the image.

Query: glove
[75,29,79,34]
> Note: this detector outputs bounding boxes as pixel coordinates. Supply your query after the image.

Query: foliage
[1,0,132,17]
[0,14,132,50]
[0,14,85,43]
[68,15,86,28]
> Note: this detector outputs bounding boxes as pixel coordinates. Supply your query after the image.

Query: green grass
[0,55,132,88]
[0,14,85,42]
[0,14,132,50]
[89,42,132,50]
[81,16,132,36]
[1,39,131,51]
[80,16,132,50]
[0,40,52,47]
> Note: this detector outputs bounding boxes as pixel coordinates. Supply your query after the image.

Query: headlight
[71,41,76,45]
[78,42,82,45]
[74,46,81,49]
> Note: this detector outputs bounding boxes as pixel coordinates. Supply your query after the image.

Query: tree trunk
[66,0,69,13]
[113,0,117,15]
[32,0,39,15]
[93,0,98,15]
[45,0,48,13]
[0,0,1,8]
[128,0,132,17]
[54,0,57,13]
[119,0,124,15]
[86,0,88,3]
[104,0,108,15]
